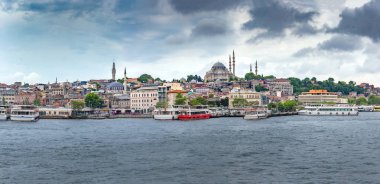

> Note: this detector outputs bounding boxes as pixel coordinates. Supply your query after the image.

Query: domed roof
[212,62,227,70]
[106,82,124,89]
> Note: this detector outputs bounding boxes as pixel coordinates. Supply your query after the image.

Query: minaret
[255,60,258,76]
[55,77,57,84]
[112,61,116,81]
[229,55,232,72]
[232,50,236,76]
[250,64,252,73]
[123,67,129,93]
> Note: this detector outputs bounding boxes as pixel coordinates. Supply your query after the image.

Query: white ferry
[299,105,359,116]
[153,107,180,120]
[11,105,40,122]
[177,105,211,120]
[0,105,10,120]
[243,108,270,120]
[358,106,374,112]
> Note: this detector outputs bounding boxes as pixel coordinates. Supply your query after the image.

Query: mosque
[204,50,236,82]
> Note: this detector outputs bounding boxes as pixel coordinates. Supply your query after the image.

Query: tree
[245,72,256,81]
[255,84,268,92]
[189,97,208,106]
[33,98,41,106]
[355,97,368,105]
[174,93,187,105]
[277,102,285,112]
[94,82,101,91]
[220,97,229,107]
[117,79,125,84]
[138,74,154,83]
[71,100,85,111]
[156,101,168,108]
[232,98,249,107]
[368,95,380,105]
[268,102,277,110]
[283,100,298,112]
[85,93,104,109]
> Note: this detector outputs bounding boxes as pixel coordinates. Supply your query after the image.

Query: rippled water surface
[1,113,380,183]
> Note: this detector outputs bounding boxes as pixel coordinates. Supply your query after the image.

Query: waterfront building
[110,94,130,109]
[228,88,262,108]
[0,88,16,104]
[267,78,294,96]
[15,91,37,105]
[130,85,158,113]
[39,107,72,118]
[204,62,233,82]
[298,90,338,105]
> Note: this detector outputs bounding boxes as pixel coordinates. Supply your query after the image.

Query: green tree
[138,74,154,83]
[156,101,168,108]
[368,95,380,105]
[71,100,85,111]
[277,102,285,112]
[117,79,125,84]
[268,102,277,110]
[189,97,208,106]
[283,100,298,112]
[220,97,229,107]
[232,98,249,107]
[94,82,101,91]
[174,93,187,105]
[33,98,41,106]
[255,84,268,92]
[245,72,256,81]
[355,97,368,105]
[85,93,104,109]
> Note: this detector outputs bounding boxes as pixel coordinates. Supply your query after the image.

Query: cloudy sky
[0,0,379,85]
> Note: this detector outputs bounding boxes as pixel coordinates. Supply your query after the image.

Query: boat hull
[243,114,268,120]
[11,115,39,122]
[0,114,9,120]
[154,115,178,120]
[178,114,211,120]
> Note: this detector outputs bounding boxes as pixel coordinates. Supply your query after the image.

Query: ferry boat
[243,107,270,120]
[11,105,40,122]
[298,105,359,116]
[178,106,211,120]
[358,105,375,112]
[153,107,180,120]
[0,105,10,120]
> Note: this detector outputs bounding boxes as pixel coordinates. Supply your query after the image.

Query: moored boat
[153,107,180,120]
[11,105,40,122]
[243,107,270,120]
[299,105,358,116]
[0,105,10,120]
[178,106,211,120]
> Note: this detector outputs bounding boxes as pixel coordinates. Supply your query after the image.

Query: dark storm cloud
[169,0,243,14]
[191,20,229,37]
[333,0,380,42]
[318,35,363,52]
[293,35,363,57]
[244,0,318,41]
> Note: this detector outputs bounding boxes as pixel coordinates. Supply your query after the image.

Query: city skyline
[1,0,379,85]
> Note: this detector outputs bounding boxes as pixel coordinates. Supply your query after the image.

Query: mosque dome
[211,62,227,71]
[106,82,124,90]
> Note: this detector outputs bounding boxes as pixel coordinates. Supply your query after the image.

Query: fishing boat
[10,105,40,122]
[0,105,10,120]
[153,107,180,120]
[298,105,359,116]
[178,105,211,120]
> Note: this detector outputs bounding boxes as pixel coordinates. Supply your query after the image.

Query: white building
[130,86,158,113]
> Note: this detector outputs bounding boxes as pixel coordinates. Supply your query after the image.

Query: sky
[0,0,379,85]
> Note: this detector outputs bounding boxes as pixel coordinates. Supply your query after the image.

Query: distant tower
[232,50,236,76]
[250,64,252,73]
[112,61,116,81]
[229,55,232,72]
[55,77,57,84]
[123,67,129,93]
[255,60,258,76]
